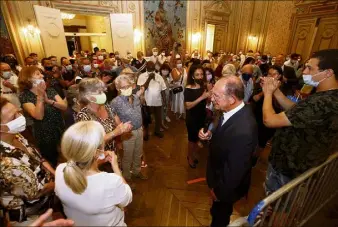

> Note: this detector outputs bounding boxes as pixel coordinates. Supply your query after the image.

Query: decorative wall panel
[264,1,294,55]
[312,16,338,52]
[143,0,186,55]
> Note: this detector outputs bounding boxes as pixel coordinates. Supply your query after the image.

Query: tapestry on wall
[0,10,15,57]
[144,0,186,56]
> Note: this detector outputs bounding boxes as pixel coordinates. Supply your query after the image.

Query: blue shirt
[110,95,142,130]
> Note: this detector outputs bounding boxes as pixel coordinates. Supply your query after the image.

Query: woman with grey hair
[110,74,148,181]
[221,63,237,77]
[76,77,133,153]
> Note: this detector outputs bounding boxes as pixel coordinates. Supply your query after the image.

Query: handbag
[172,72,184,94]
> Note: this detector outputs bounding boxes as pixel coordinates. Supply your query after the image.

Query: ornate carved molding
[204,0,231,22]
[51,1,119,15]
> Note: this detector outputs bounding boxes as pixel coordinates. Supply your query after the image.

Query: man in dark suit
[199,76,258,227]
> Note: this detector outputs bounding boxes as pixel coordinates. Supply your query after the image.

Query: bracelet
[37,97,44,102]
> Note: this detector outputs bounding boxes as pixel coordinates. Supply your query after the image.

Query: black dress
[184,87,206,142]
[19,88,65,167]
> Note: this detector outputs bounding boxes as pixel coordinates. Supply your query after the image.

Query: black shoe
[187,156,197,169]
[154,132,164,138]
[143,134,149,141]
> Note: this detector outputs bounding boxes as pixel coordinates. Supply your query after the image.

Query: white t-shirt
[0,75,21,109]
[55,163,132,226]
[137,72,167,106]
[149,55,158,64]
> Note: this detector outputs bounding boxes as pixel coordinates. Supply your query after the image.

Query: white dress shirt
[222,101,245,126]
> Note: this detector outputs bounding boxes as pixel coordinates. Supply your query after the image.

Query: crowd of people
[0,44,337,226]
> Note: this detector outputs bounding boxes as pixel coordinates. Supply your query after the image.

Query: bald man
[199,76,257,226]
[0,62,21,108]
[239,64,254,102]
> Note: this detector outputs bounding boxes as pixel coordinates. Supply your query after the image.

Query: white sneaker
[165,116,171,122]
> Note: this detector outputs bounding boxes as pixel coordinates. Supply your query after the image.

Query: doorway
[61,13,113,55]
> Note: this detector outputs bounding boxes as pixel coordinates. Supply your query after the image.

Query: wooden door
[213,25,226,53]
[312,15,338,53]
[289,17,317,60]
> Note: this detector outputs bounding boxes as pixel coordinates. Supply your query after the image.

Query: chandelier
[61,12,76,20]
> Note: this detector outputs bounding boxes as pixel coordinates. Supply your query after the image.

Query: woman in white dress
[170,58,187,119]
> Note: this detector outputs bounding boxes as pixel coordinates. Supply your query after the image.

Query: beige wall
[264,1,295,55]
[186,0,297,57]
[85,15,113,52]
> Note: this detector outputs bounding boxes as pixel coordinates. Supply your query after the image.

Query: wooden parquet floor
[125,115,269,226]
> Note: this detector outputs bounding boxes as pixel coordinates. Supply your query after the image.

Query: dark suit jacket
[207,105,258,204]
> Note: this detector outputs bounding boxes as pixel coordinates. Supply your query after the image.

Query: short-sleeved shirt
[76,104,117,151]
[19,88,65,144]
[55,163,132,226]
[0,134,52,211]
[110,95,142,130]
[137,72,167,107]
[269,89,338,178]
[0,76,21,108]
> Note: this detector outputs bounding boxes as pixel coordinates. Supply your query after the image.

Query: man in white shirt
[239,64,254,103]
[149,47,159,64]
[0,62,21,109]
[284,53,300,72]
[158,50,167,65]
[137,61,167,138]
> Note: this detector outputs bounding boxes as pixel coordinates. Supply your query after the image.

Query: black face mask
[45,66,53,71]
[194,78,204,85]
[242,73,252,81]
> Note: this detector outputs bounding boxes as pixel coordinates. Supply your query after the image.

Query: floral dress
[76,104,117,151]
[0,134,52,222]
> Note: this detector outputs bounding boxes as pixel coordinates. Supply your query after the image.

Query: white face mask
[93,64,99,68]
[83,65,91,72]
[161,70,169,76]
[90,93,107,105]
[232,58,237,62]
[153,52,158,56]
[177,64,182,68]
[66,65,73,71]
[161,52,165,56]
[120,87,133,96]
[206,73,212,82]
[2,71,13,79]
[32,78,44,86]
[98,56,104,60]
[1,115,26,134]
[302,71,327,87]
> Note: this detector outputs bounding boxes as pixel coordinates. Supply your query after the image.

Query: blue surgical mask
[302,71,327,87]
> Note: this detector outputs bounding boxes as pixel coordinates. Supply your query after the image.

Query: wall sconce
[134,29,142,43]
[61,12,76,20]
[248,35,258,40]
[22,21,40,37]
[192,32,201,43]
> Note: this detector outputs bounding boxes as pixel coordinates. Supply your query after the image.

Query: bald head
[215,75,244,101]
[274,54,285,67]
[241,64,254,74]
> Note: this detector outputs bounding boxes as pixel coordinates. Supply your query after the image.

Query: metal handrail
[230,151,338,227]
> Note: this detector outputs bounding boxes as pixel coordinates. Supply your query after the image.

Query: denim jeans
[265,164,292,196]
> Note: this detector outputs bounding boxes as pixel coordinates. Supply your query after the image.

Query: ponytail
[63,162,87,194]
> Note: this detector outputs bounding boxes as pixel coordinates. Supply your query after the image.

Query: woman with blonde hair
[18,66,67,167]
[55,121,132,226]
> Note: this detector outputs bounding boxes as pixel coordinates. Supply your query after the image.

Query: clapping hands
[261,77,280,95]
